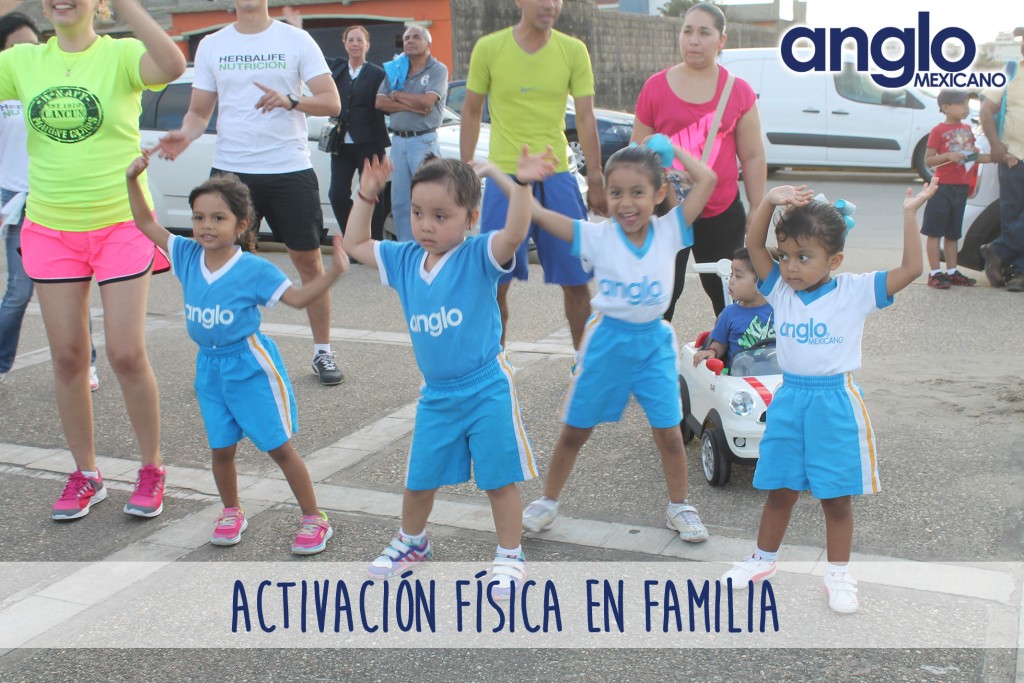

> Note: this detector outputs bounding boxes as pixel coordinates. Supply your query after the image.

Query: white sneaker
[666,502,709,542]
[722,555,777,586]
[522,498,558,532]
[89,365,99,392]
[823,571,859,613]
[0,372,6,384]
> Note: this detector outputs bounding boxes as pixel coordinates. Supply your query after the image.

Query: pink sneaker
[291,511,333,555]
[124,465,166,518]
[210,507,248,546]
[52,470,107,520]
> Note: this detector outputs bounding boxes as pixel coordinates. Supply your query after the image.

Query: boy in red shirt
[922,90,991,288]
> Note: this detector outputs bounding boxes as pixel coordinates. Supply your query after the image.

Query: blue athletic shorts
[480,171,592,286]
[753,372,880,499]
[194,333,298,452]
[406,354,537,491]
[563,313,682,429]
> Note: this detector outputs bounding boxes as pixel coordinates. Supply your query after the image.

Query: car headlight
[729,391,754,416]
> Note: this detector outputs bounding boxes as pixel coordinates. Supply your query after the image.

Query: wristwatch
[287,94,300,110]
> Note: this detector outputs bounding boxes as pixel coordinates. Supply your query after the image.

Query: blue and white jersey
[573,205,694,323]
[375,232,512,384]
[758,263,892,376]
[168,234,292,349]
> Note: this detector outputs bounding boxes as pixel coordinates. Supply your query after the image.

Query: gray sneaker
[666,502,709,543]
[522,498,558,532]
[312,352,344,386]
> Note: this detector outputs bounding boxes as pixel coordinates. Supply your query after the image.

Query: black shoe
[981,243,1006,287]
[1006,272,1024,293]
[312,352,344,385]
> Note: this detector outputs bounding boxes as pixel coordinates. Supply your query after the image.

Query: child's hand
[765,185,814,208]
[468,159,499,179]
[126,150,152,180]
[903,176,939,212]
[359,155,392,197]
[693,349,716,367]
[331,234,350,274]
[515,144,557,183]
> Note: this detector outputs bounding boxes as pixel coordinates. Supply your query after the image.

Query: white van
[719,48,944,180]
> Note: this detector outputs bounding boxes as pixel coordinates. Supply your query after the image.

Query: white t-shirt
[193,21,330,174]
[759,263,893,376]
[572,206,694,324]
[0,100,29,192]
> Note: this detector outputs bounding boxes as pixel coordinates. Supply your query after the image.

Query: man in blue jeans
[980,28,1024,292]
[375,26,448,243]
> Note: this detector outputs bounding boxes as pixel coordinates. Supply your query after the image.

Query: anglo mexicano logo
[28,86,103,143]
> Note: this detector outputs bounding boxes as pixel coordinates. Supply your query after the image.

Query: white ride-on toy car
[679,259,782,486]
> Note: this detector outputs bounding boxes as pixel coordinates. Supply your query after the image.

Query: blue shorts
[406,354,536,491]
[480,171,592,286]
[195,333,298,452]
[753,372,880,499]
[563,313,682,429]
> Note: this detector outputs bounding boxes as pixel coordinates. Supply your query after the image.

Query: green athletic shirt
[0,36,161,231]
[466,27,594,174]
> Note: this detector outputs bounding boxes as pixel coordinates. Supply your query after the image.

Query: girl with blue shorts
[723,178,939,613]
[127,153,349,555]
[508,138,717,545]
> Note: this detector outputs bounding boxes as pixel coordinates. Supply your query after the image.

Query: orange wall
[168,0,454,71]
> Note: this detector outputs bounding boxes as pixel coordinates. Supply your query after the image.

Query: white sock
[946,268,957,275]
[826,562,849,575]
[752,546,777,563]
[930,269,942,276]
[398,528,425,545]
[497,544,522,558]
[540,496,559,510]
[313,344,331,358]
[80,470,98,479]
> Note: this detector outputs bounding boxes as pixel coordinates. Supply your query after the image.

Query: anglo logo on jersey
[408,306,463,337]
[778,318,843,345]
[598,276,666,306]
[185,303,235,330]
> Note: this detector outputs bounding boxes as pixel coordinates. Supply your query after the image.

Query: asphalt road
[0,170,1020,682]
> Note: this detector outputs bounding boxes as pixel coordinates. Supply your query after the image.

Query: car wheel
[678,375,695,444]
[701,427,731,486]
[957,202,1000,271]
[568,139,586,175]
[912,139,933,183]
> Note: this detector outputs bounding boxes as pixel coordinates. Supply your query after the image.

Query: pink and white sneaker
[291,511,333,555]
[52,470,107,520]
[210,507,248,546]
[124,464,166,518]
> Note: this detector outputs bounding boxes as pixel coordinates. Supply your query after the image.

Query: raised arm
[476,150,574,243]
[671,143,717,226]
[886,177,937,296]
[115,0,186,86]
[125,153,171,252]
[341,155,393,268]
[156,88,218,161]
[746,185,814,281]
[487,147,557,265]
[278,235,349,308]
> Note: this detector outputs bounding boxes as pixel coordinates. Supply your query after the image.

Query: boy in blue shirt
[693,247,775,368]
[342,148,555,599]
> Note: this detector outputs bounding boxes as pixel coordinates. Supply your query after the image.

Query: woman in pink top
[632,2,766,318]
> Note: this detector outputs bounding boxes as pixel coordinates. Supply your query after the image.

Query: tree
[658,0,697,18]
